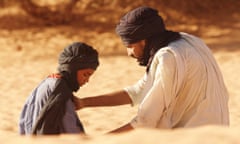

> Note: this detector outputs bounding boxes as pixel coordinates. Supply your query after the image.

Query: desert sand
[0,4,240,144]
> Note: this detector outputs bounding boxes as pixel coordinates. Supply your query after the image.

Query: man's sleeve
[124,73,148,106]
[131,50,179,128]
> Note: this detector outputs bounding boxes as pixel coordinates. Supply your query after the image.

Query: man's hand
[73,96,84,110]
[109,123,134,133]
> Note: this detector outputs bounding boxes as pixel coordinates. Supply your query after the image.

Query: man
[19,42,99,135]
[74,6,229,132]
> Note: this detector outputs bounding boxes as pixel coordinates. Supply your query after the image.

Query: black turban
[58,42,99,91]
[116,6,181,72]
[116,6,166,45]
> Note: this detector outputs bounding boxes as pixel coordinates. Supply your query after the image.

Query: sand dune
[0,6,240,143]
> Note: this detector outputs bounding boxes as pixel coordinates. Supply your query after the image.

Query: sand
[0,6,240,144]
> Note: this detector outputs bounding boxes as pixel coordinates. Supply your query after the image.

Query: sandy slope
[0,8,240,144]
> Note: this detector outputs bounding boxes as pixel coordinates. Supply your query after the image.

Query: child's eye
[83,73,91,77]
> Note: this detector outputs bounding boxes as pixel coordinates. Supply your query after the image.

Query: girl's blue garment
[19,77,84,135]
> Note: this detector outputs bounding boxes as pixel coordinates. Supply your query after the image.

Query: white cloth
[125,32,229,129]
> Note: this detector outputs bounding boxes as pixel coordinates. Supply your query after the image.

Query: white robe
[125,32,229,129]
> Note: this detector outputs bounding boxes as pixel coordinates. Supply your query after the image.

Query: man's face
[126,40,146,61]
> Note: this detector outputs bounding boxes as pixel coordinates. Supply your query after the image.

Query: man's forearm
[82,90,132,107]
[110,123,134,133]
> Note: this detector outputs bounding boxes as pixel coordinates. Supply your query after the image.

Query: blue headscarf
[58,42,99,91]
[116,6,181,72]
[116,6,166,45]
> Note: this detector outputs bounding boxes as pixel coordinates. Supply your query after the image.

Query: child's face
[76,68,95,86]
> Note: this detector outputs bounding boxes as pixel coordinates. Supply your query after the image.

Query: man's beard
[137,43,150,67]
[129,54,143,65]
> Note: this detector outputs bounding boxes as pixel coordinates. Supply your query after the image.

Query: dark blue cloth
[116,6,166,45]
[58,42,99,92]
[19,77,84,135]
[115,6,181,72]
